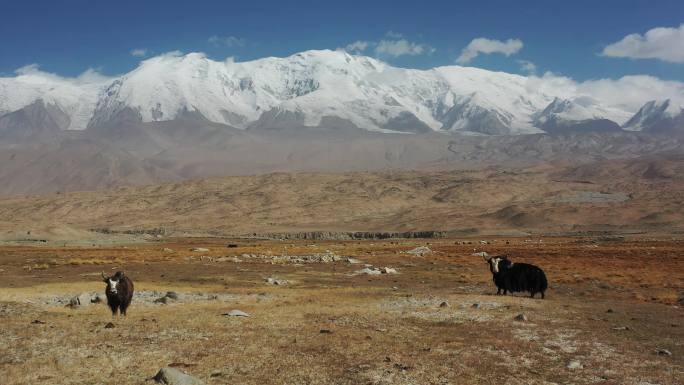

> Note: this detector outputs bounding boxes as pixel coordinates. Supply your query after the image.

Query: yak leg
[496,288,502,295]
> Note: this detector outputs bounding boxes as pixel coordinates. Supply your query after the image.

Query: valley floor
[0,236,682,384]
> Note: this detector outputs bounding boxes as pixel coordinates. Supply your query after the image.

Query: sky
[1,0,683,82]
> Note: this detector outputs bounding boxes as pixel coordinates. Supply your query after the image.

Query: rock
[471,251,489,258]
[223,309,250,317]
[656,348,672,356]
[406,246,432,256]
[31,319,46,324]
[104,322,115,329]
[439,301,449,308]
[346,257,362,264]
[66,296,81,308]
[471,303,481,309]
[163,248,174,253]
[319,329,333,334]
[513,313,528,322]
[606,308,614,313]
[91,295,102,304]
[153,367,205,385]
[479,240,489,245]
[356,267,382,275]
[191,248,209,252]
[380,267,398,274]
[265,277,287,285]
[612,326,630,331]
[66,292,96,308]
[566,360,583,370]
[165,291,179,300]
[227,244,238,248]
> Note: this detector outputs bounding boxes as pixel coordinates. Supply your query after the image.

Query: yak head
[482,254,511,274]
[102,271,126,295]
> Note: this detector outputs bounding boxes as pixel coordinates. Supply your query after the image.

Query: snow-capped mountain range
[1,49,682,136]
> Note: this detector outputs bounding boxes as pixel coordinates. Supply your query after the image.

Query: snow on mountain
[622,99,684,132]
[0,66,110,130]
[530,97,629,133]
[0,49,671,135]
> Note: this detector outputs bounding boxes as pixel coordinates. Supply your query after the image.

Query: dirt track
[1,236,682,384]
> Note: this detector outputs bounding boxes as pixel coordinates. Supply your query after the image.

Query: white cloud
[130,48,148,57]
[12,63,114,85]
[525,72,684,112]
[456,38,523,64]
[375,39,435,57]
[343,41,370,54]
[339,33,434,57]
[517,59,537,75]
[602,24,684,63]
[208,35,246,47]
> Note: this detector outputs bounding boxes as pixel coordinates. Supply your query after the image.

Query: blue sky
[1,0,683,81]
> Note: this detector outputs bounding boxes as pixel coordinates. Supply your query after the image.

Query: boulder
[265,277,287,285]
[223,309,250,317]
[153,367,205,385]
[406,246,431,256]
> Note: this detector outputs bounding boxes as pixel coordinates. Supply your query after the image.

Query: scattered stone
[346,257,362,264]
[165,291,179,300]
[163,248,174,253]
[265,277,288,285]
[223,309,249,317]
[356,267,381,275]
[439,301,449,308]
[606,308,614,313]
[612,326,630,331]
[320,329,333,334]
[514,313,528,322]
[566,360,583,370]
[153,367,205,385]
[471,251,489,258]
[227,244,238,248]
[104,322,115,329]
[355,266,398,275]
[91,295,102,304]
[66,296,82,308]
[191,248,209,252]
[406,246,432,256]
[31,319,46,324]
[656,348,672,356]
[479,240,489,245]
[394,363,412,371]
[471,303,481,309]
[383,356,392,362]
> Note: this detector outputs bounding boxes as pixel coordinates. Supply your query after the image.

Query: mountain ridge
[2,50,682,136]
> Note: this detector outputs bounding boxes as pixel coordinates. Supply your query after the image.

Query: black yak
[101,271,134,315]
[483,255,548,299]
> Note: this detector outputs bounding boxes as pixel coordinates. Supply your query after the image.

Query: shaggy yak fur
[101,271,134,315]
[484,255,548,299]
